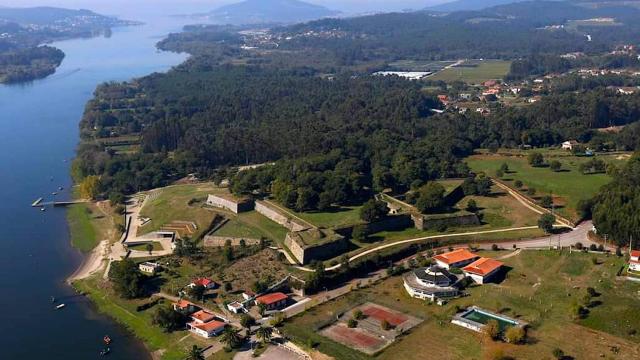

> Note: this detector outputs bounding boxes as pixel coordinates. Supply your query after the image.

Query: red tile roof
[463,257,504,276]
[256,292,288,306]
[630,250,640,258]
[191,310,216,323]
[192,277,215,287]
[173,299,195,309]
[433,249,478,265]
[191,320,226,332]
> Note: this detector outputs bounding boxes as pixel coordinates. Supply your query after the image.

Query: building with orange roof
[462,257,504,284]
[433,248,479,269]
[172,299,199,315]
[187,320,226,338]
[629,250,640,272]
[190,310,216,324]
[189,277,218,289]
[255,292,289,310]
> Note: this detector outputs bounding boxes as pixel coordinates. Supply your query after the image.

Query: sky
[0,0,450,17]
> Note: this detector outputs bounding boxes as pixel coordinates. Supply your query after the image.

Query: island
[0,7,138,84]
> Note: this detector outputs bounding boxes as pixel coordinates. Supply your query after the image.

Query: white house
[462,257,504,284]
[187,320,226,338]
[189,277,218,290]
[139,262,161,275]
[226,301,246,314]
[562,140,579,150]
[630,250,640,272]
[433,249,480,269]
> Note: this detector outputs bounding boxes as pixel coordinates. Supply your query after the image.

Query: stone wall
[206,194,254,214]
[255,200,309,232]
[203,235,261,247]
[285,230,349,264]
[335,214,413,238]
[412,212,480,230]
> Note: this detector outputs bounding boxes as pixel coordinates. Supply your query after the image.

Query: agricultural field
[466,151,629,220]
[428,60,511,84]
[137,183,227,238]
[284,251,640,360]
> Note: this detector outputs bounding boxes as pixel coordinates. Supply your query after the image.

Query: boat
[52,192,58,196]
[100,348,111,356]
[103,335,112,345]
[50,296,56,303]
[40,207,46,212]
[56,304,65,310]
[58,186,64,191]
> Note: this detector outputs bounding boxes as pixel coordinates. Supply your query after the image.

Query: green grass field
[428,60,511,84]
[466,153,623,220]
[138,183,227,238]
[285,251,640,360]
[66,204,99,252]
[214,210,289,242]
[128,242,164,252]
[287,205,364,229]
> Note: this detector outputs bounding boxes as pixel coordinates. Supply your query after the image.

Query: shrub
[552,348,565,359]
[549,160,562,172]
[353,309,364,320]
[484,319,500,340]
[491,244,499,251]
[528,152,544,167]
[466,199,478,212]
[589,244,597,251]
[574,242,583,250]
[504,326,526,344]
[347,319,358,328]
[514,180,523,188]
[540,195,553,208]
[527,187,536,196]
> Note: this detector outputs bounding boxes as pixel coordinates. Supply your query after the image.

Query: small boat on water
[100,347,111,356]
[103,335,112,345]
[40,207,46,212]
[50,296,56,303]
[56,304,65,310]
[52,192,58,196]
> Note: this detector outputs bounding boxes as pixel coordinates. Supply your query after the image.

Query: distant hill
[428,0,531,12]
[0,7,110,25]
[205,0,340,25]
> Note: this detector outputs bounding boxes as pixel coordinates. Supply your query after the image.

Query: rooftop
[191,320,226,332]
[463,257,504,276]
[192,277,216,287]
[414,266,458,285]
[433,248,479,265]
[256,292,288,306]
[174,299,196,309]
[191,310,216,323]
[630,250,640,258]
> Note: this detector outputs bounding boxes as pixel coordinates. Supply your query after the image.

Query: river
[0,17,188,359]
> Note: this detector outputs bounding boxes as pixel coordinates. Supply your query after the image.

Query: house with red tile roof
[190,310,216,324]
[433,249,480,269]
[172,299,199,315]
[255,292,289,310]
[187,320,226,338]
[629,250,640,272]
[462,258,504,284]
[189,277,218,290]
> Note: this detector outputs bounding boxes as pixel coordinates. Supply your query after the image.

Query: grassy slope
[466,153,620,220]
[288,205,364,229]
[429,60,511,84]
[285,251,640,360]
[66,204,98,252]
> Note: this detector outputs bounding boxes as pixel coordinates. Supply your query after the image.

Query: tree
[466,199,478,212]
[186,345,205,360]
[145,243,154,255]
[538,213,556,234]
[295,187,318,212]
[220,326,242,349]
[108,259,144,299]
[188,285,206,301]
[504,326,526,344]
[476,176,493,196]
[514,180,523,188]
[79,175,101,199]
[415,182,446,213]
[540,195,553,208]
[152,305,186,333]
[353,309,364,320]
[347,319,358,328]
[359,199,389,222]
[527,187,537,196]
[528,152,544,167]
[224,282,233,292]
[351,224,368,242]
[552,348,565,360]
[495,168,504,178]
[240,314,255,330]
[549,160,562,172]
[256,326,273,344]
[484,319,500,340]
[500,163,509,173]
[462,177,478,195]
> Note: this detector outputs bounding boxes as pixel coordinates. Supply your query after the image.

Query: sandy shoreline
[66,239,109,283]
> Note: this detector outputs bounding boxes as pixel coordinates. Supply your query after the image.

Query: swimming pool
[451,306,525,333]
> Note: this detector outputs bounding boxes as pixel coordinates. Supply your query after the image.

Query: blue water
[0,18,187,359]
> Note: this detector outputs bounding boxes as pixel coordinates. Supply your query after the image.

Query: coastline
[66,239,109,284]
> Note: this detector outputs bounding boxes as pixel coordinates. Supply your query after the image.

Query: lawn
[287,205,365,229]
[285,250,640,360]
[138,183,227,238]
[128,241,164,252]
[428,60,511,84]
[66,204,98,252]
[466,153,623,220]
[211,210,289,243]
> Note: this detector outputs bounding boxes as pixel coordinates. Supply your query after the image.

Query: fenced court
[320,302,422,354]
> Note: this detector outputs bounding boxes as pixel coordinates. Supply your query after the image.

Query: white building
[139,262,161,275]
[562,140,579,150]
[433,249,479,269]
[187,320,226,338]
[462,257,504,284]
[227,301,246,314]
[403,266,459,301]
